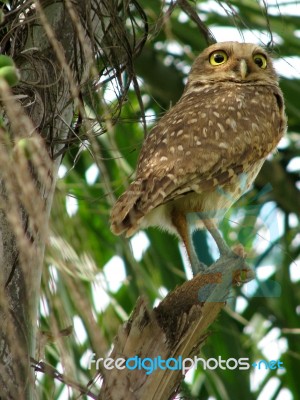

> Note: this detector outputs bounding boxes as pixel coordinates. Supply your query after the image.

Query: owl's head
[188,42,278,86]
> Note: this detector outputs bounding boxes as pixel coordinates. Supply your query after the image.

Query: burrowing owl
[110,41,286,273]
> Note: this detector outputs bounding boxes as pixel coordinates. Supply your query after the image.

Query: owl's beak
[239,59,248,79]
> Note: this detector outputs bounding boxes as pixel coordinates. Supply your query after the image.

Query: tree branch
[100,254,254,399]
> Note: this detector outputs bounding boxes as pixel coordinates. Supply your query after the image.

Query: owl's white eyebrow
[252,49,268,57]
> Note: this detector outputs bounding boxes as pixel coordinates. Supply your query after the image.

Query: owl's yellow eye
[253,54,267,69]
[209,50,228,66]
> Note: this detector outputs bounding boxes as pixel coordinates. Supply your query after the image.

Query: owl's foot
[192,260,208,275]
[198,253,255,302]
[232,243,247,258]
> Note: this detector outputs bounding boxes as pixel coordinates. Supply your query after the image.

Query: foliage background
[17,0,300,398]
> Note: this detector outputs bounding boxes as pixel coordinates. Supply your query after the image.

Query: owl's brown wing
[110,152,249,237]
[110,84,285,236]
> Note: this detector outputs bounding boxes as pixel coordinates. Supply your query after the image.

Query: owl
[110,42,286,273]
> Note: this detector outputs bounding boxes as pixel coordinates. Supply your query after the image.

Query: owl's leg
[171,209,207,274]
[200,217,252,285]
[202,218,231,256]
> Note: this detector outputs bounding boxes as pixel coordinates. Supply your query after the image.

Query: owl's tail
[110,179,144,238]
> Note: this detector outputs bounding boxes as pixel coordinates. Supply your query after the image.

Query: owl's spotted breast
[133,83,283,209]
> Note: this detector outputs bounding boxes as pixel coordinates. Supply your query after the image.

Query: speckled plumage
[110,42,286,264]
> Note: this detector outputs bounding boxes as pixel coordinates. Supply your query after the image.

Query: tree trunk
[0,1,88,397]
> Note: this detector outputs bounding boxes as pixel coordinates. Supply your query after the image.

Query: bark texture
[0,1,88,397]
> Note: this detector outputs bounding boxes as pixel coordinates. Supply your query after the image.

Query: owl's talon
[232,244,247,258]
[192,261,208,275]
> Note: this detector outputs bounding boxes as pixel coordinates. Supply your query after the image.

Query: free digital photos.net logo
[87,354,284,375]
